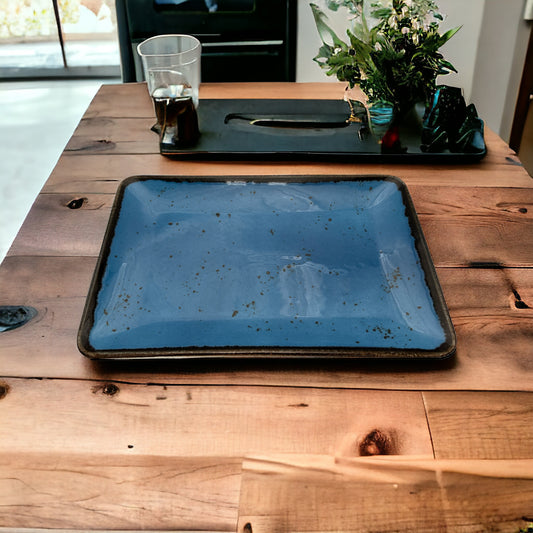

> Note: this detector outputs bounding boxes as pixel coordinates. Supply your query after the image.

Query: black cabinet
[116,0,296,82]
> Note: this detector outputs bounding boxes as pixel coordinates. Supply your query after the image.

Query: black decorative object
[421,85,485,155]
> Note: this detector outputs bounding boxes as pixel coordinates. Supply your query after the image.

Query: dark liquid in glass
[154,95,200,147]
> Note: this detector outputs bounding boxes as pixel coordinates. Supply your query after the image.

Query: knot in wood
[0,382,9,400]
[102,383,120,396]
[0,305,37,332]
[512,289,530,309]
[67,198,86,209]
[358,429,395,456]
[243,523,253,533]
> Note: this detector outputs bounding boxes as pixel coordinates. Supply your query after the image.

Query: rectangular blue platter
[78,175,456,360]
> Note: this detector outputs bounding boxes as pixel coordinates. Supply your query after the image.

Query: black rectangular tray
[160,99,486,162]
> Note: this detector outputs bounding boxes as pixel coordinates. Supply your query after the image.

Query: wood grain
[0,452,240,531]
[0,530,226,533]
[64,101,520,166]
[424,391,533,460]
[65,116,157,154]
[0,378,432,457]
[82,82,364,120]
[237,454,533,533]
[0,530,225,533]
[37,82,532,196]
[7,185,533,268]
[0,379,431,529]
[6,193,113,257]
[41,152,532,197]
[2,82,533,531]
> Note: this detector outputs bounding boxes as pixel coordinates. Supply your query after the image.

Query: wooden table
[1,82,533,532]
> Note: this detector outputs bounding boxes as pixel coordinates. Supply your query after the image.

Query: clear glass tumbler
[137,34,201,147]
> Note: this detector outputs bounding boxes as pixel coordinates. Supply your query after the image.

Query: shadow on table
[89,351,458,378]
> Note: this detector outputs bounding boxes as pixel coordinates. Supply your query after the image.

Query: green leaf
[439,26,462,46]
[372,7,392,18]
[310,3,347,49]
[325,0,341,11]
[440,59,457,73]
[309,0,460,106]
[316,42,335,60]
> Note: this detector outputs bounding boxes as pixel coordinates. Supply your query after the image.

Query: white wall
[296,0,337,83]
[437,0,485,102]
[470,0,530,141]
[296,0,531,140]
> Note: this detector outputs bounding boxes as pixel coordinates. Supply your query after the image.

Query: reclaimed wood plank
[0,451,240,531]
[64,111,517,167]
[1,256,533,390]
[14,188,156,254]
[0,530,225,533]
[65,82,362,150]
[424,391,533,460]
[237,454,533,533]
[3,81,533,533]
[41,153,533,195]
[0,378,432,458]
[0,531,226,533]
[0,379,431,528]
[6,193,113,258]
[79,83,527,168]
[82,82,360,120]
[7,185,533,268]
[65,117,157,154]
[58,82,529,190]
[33,82,528,194]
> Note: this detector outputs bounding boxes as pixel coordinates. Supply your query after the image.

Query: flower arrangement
[311,0,460,115]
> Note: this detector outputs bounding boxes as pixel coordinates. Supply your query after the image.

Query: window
[0,0,120,77]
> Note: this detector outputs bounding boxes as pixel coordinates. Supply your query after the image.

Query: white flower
[374,42,383,51]
[404,0,412,6]
[401,26,409,34]
[413,33,420,45]
[411,18,420,30]
[388,15,397,28]
[401,6,409,17]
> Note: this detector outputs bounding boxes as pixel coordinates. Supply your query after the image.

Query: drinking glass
[137,34,201,147]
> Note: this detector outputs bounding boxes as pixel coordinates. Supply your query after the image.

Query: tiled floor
[0,41,120,69]
[0,78,120,263]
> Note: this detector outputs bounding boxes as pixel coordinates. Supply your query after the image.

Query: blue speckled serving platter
[78,175,455,360]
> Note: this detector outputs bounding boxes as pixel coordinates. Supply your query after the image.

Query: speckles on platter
[87,179,447,352]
